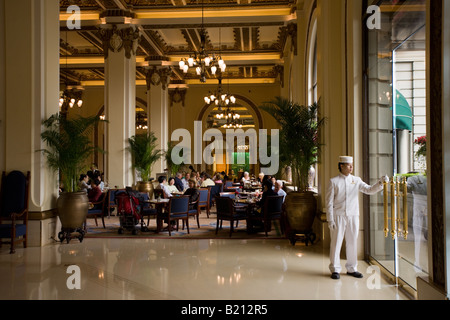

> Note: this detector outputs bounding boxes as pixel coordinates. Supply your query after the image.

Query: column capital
[287,22,298,56]
[98,24,140,60]
[145,66,172,91]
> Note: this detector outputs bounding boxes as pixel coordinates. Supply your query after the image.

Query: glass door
[365,0,428,291]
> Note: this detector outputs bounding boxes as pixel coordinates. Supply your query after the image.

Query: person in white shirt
[241,171,250,184]
[325,156,388,280]
[274,180,287,202]
[156,176,172,198]
[167,177,179,194]
[200,173,216,188]
[182,172,191,191]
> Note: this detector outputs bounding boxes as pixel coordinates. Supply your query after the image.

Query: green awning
[394,90,413,131]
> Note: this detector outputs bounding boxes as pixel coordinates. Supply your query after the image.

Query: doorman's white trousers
[329,215,359,274]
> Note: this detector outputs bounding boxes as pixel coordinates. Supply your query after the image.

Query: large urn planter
[284,191,317,246]
[56,192,89,243]
[137,181,155,199]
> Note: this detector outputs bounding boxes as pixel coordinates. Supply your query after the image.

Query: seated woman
[213,172,223,184]
[184,179,200,210]
[167,177,179,194]
[240,171,251,184]
[156,175,172,198]
[253,180,278,214]
[248,179,278,232]
[78,174,91,193]
[88,179,103,203]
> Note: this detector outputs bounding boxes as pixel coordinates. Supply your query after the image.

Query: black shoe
[331,273,340,280]
[347,271,363,278]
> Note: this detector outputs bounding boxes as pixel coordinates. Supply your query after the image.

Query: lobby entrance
[364,0,428,293]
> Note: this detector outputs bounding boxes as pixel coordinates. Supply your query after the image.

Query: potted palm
[260,97,325,245]
[128,132,162,198]
[40,113,105,242]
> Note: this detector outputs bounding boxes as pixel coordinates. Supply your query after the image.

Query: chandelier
[203,78,236,108]
[216,107,242,129]
[59,87,83,110]
[59,31,83,112]
[178,1,226,83]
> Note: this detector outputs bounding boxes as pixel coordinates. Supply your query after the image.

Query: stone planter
[56,192,88,243]
[284,191,317,246]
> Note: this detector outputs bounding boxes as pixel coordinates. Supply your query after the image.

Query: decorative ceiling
[59,0,297,88]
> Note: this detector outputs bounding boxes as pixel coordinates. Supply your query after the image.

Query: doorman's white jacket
[325,174,384,222]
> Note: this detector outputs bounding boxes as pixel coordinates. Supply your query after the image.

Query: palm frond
[40,113,106,193]
[260,97,326,191]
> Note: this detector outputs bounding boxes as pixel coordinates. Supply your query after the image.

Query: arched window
[307,12,318,106]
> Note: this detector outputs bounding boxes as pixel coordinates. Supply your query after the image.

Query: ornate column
[1,0,60,246]
[99,14,140,188]
[145,60,172,176]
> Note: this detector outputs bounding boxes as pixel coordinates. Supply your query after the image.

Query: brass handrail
[383,176,409,240]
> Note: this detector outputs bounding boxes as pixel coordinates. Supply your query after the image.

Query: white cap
[339,156,353,164]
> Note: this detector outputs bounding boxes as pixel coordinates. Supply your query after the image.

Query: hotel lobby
[1,0,450,301]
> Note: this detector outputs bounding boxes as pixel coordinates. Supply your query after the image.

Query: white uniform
[326,173,384,274]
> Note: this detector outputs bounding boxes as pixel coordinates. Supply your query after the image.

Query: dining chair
[154,188,165,199]
[214,196,248,237]
[0,170,30,254]
[187,198,200,229]
[164,196,190,236]
[85,192,107,230]
[137,192,157,226]
[197,188,210,218]
[250,195,285,236]
[107,188,124,217]
[209,183,223,208]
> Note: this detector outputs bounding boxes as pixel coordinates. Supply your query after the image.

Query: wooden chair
[160,196,190,236]
[249,195,285,236]
[209,183,223,208]
[0,171,30,254]
[197,188,210,218]
[154,188,165,199]
[137,192,157,226]
[224,181,233,188]
[187,198,200,229]
[214,196,248,237]
[85,192,107,230]
[107,188,124,217]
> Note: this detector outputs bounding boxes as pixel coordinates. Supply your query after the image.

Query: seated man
[274,180,287,202]
[182,172,191,191]
[156,175,172,198]
[174,172,185,192]
[200,172,215,187]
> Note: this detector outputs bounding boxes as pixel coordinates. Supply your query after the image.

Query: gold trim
[29,209,58,221]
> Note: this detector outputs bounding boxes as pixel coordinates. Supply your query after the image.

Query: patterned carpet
[84,208,285,240]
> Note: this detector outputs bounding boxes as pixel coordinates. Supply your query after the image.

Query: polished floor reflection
[0,238,410,300]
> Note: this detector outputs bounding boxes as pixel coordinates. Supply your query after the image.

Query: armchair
[0,171,30,254]
[85,192,107,230]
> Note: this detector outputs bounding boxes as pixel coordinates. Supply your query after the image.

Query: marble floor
[0,236,412,301]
